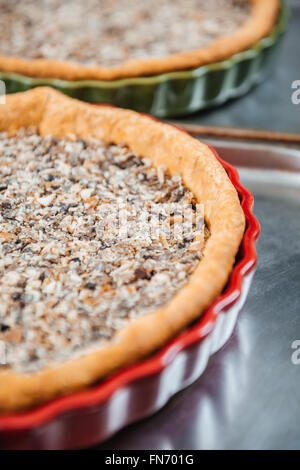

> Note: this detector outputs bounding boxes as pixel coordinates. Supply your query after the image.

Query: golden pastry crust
[0,88,245,412]
[0,0,279,81]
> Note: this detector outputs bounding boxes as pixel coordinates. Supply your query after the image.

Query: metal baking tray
[97,139,300,450]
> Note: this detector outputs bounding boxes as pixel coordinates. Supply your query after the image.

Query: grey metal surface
[176,0,300,135]
[97,142,300,450]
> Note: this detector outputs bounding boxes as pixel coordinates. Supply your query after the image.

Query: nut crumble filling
[0,129,209,372]
[0,0,250,67]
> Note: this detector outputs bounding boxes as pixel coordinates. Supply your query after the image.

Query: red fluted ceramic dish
[0,144,260,450]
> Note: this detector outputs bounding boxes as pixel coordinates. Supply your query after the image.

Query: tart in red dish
[0,87,245,412]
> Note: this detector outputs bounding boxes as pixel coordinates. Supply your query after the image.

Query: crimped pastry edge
[0,88,245,411]
[0,0,279,81]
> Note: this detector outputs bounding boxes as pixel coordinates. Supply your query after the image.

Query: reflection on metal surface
[100,141,300,450]
[186,320,251,450]
[101,315,252,451]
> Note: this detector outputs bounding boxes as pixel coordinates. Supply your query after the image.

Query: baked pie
[0,0,279,81]
[0,88,245,411]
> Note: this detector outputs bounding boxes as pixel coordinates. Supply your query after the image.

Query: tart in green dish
[0,0,286,116]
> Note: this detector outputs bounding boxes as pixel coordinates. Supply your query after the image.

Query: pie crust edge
[0,87,245,411]
[0,0,279,81]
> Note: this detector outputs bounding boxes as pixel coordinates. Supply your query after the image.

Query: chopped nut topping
[0,0,250,67]
[0,129,209,372]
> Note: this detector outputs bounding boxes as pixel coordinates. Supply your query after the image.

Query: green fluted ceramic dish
[1,2,287,118]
